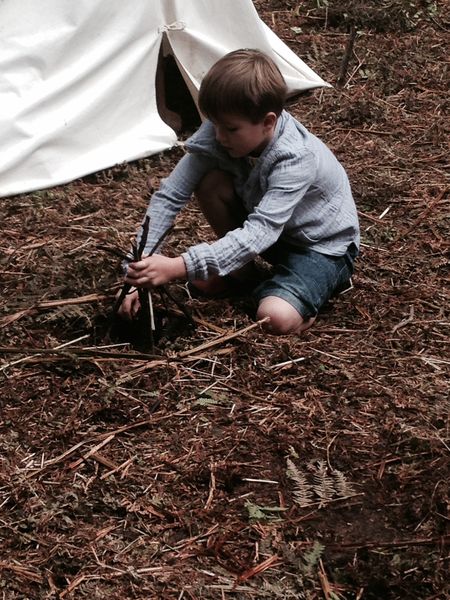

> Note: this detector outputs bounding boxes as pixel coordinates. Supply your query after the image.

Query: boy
[119,49,359,335]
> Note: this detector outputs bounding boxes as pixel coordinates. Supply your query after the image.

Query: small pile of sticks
[100,217,195,351]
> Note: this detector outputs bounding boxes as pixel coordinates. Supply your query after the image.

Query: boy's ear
[263,112,278,130]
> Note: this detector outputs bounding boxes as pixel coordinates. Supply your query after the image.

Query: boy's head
[198,49,287,124]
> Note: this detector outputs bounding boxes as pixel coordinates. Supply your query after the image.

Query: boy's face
[212,113,277,158]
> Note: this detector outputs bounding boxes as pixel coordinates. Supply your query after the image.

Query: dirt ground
[0,1,448,598]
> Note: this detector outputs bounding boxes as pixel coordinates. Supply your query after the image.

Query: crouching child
[119,49,360,335]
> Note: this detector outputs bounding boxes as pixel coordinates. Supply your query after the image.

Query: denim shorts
[253,242,358,320]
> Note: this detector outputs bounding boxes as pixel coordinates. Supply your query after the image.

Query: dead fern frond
[312,460,335,506]
[288,445,299,459]
[194,397,220,407]
[286,458,314,508]
[332,469,357,498]
[306,459,318,472]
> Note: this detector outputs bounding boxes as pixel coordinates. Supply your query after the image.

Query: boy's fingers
[125,265,140,277]
[125,274,148,286]
[131,258,150,270]
[116,288,140,320]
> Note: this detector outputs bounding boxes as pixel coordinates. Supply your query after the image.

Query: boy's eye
[226,127,238,133]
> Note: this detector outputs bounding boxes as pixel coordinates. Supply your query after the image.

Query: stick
[113,223,175,339]
[138,220,155,353]
[0,346,160,361]
[100,456,135,480]
[178,317,269,358]
[158,286,196,329]
[27,410,173,477]
[68,434,116,470]
[137,286,154,352]
[204,462,217,510]
[0,293,112,329]
[0,334,89,371]
[336,26,357,88]
[114,216,152,315]
[115,348,234,384]
[114,222,195,348]
[136,215,150,259]
[96,245,130,261]
[392,305,415,333]
[237,555,280,582]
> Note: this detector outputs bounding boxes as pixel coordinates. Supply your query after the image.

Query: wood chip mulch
[0,1,448,598]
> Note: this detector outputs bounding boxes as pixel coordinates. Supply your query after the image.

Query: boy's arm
[137,152,218,256]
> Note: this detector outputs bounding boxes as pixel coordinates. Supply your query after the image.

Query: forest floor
[0,1,448,598]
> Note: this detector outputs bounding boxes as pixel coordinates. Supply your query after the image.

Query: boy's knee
[196,170,234,202]
[256,296,314,335]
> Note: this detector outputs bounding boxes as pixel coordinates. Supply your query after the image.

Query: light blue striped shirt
[140,110,359,281]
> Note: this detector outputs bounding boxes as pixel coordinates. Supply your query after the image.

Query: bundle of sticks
[100,217,195,351]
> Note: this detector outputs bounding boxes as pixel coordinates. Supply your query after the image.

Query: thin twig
[68,434,116,470]
[0,346,160,361]
[392,305,415,333]
[0,334,89,371]
[178,317,270,358]
[0,293,112,329]
[336,26,357,88]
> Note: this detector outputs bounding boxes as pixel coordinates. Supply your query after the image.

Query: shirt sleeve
[182,151,317,280]
[137,151,218,256]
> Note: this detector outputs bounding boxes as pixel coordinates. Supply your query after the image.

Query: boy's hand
[125,254,187,289]
[116,287,140,320]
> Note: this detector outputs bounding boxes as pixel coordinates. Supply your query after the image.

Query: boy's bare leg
[195,170,247,237]
[256,295,316,335]
[195,170,258,281]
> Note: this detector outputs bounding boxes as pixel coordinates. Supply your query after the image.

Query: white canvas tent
[0,0,329,198]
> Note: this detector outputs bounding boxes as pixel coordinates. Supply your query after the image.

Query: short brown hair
[198,49,287,123]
